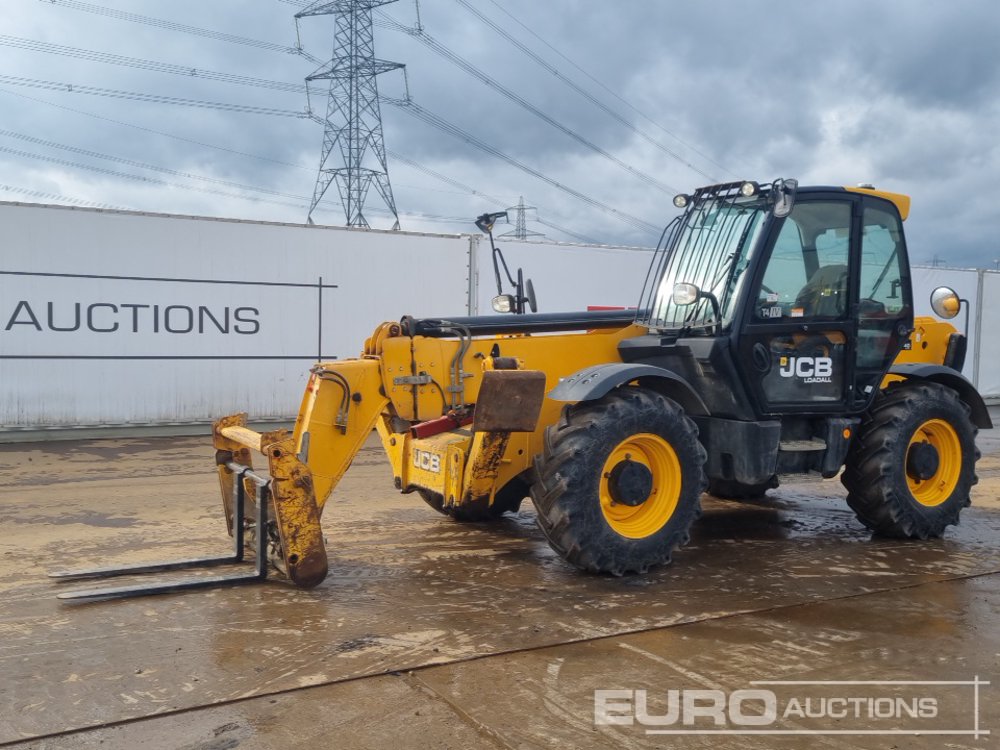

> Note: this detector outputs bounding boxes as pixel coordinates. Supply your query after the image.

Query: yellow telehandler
[53,179,991,600]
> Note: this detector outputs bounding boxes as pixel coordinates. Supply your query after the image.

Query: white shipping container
[1,201,995,435]
[473,236,654,313]
[0,202,471,429]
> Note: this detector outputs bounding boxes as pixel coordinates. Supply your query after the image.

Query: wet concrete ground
[1,420,999,749]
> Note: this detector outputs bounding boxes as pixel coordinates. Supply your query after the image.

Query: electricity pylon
[498,196,543,239]
[297,1,403,229]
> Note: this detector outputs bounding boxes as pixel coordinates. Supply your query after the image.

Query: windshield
[639,195,768,332]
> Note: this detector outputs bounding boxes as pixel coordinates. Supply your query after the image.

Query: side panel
[378,325,646,424]
[375,324,646,496]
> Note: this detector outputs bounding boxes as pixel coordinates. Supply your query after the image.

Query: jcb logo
[779,356,833,380]
[413,449,441,473]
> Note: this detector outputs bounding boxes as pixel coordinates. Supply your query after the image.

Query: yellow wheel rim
[906,419,961,507]
[599,433,681,538]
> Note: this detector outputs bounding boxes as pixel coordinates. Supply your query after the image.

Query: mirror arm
[700,291,723,336]
[495,243,518,287]
[491,236,504,296]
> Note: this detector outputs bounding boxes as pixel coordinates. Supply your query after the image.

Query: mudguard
[549,363,709,416]
[889,363,993,428]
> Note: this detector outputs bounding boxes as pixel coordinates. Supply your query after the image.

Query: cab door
[736,195,859,415]
[851,198,914,406]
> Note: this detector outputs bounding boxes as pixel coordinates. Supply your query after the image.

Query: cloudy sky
[2,0,998,266]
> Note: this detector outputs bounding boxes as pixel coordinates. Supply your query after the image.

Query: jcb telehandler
[53,179,991,600]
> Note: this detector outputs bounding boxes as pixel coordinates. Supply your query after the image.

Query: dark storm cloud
[0,1,998,260]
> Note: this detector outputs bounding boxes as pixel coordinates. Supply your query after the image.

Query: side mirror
[930,286,961,319]
[525,278,537,313]
[772,178,798,218]
[672,282,700,306]
[514,268,538,314]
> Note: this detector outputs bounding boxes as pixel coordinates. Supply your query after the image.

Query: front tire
[842,381,978,538]
[531,388,706,575]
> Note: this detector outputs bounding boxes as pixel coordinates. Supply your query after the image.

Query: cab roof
[843,185,910,220]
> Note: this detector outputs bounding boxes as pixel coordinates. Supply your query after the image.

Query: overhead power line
[533,217,603,246]
[0,142,411,222]
[0,35,306,93]
[388,149,506,204]
[0,76,637,236]
[0,74,307,117]
[0,144,310,208]
[0,87,311,171]
[0,129,305,199]
[375,11,679,196]
[42,0,297,54]
[0,183,133,211]
[0,82,620,243]
[387,149,601,243]
[30,0,675,239]
[387,99,660,235]
[0,95,571,236]
[0,78,571,236]
[43,0,326,65]
[450,0,717,183]
[483,0,738,180]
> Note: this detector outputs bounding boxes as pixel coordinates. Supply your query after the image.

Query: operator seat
[794,264,848,317]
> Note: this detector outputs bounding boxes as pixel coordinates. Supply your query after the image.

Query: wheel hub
[906,441,940,481]
[607,459,653,506]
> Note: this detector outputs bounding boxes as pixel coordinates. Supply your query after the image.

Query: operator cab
[627,179,915,420]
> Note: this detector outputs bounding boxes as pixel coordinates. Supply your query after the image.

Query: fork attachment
[50,463,271,602]
[50,411,330,601]
[213,414,328,589]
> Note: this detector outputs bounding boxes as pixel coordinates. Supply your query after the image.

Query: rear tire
[842,381,978,538]
[417,476,527,522]
[530,388,706,575]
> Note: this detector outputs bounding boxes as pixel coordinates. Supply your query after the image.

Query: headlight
[740,181,759,197]
[492,294,515,313]
[673,194,690,209]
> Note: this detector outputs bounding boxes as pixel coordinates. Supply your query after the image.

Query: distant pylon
[296,1,403,229]
[498,196,544,240]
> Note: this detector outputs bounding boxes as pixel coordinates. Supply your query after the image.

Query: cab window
[859,205,909,315]
[855,203,911,370]
[754,201,851,320]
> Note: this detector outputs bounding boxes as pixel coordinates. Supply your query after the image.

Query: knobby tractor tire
[418,477,528,522]
[707,476,779,500]
[842,381,979,538]
[530,387,707,575]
